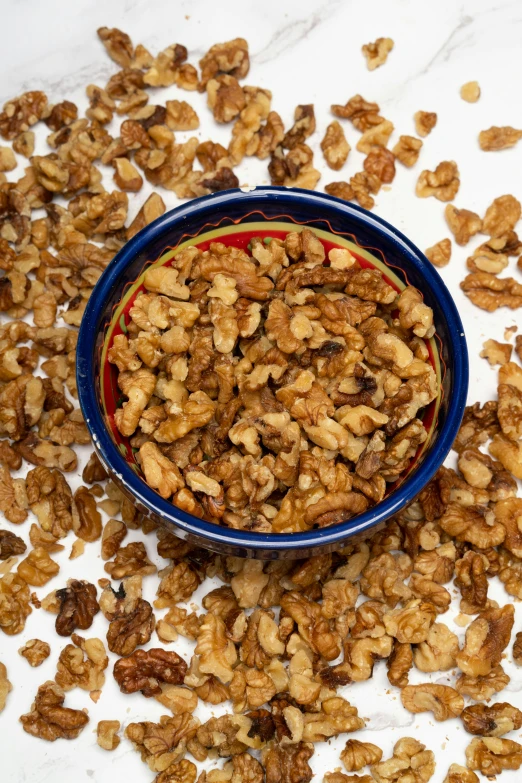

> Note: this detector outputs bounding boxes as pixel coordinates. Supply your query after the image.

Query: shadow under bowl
[77,186,468,559]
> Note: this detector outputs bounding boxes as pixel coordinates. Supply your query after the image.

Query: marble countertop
[1,0,522,781]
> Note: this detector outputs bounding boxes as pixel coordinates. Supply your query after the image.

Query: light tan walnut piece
[425,238,452,268]
[356,120,394,154]
[393,135,423,167]
[456,665,510,701]
[362,37,394,70]
[19,639,51,667]
[461,272,522,311]
[97,719,121,750]
[0,660,12,711]
[466,737,522,776]
[383,599,436,643]
[414,111,437,137]
[17,547,59,587]
[416,161,459,201]
[479,126,522,151]
[125,713,199,771]
[413,622,459,672]
[490,433,522,477]
[483,195,521,237]
[127,193,166,240]
[370,737,435,783]
[401,683,464,721]
[324,774,372,783]
[55,633,108,692]
[321,121,350,170]
[341,739,382,771]
[460,82,480,102]
[480,339,512,366]
[445,205,482,246]
[20,680,89,741]
[97,27,133,67]
[442,764,479,783]
[198,38,250,91]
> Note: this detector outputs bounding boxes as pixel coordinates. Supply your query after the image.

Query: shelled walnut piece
[108,229,438,533]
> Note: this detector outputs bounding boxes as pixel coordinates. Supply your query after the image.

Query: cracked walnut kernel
[18,639,51,667]
[362,37,394,70]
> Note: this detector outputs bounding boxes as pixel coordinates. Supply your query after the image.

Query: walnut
[282,104,316,150]
[480,339,512,366]
[0,571,32,634]
[363,148,396,184]
[18,638,51,667]
[20,680,89,741]
[442,764,479,783]
[55,633,108,692]
[479,126,522,151]
[97,719,121,751]
[0,147,16,172]
[0,529,26,559]
[126,714,199,771]
[17,547,59,586]
[460,81,480,102]
[0,465,28,524]
[0,91,48,140]
[195,612,237,683]
[387,640,412,688]
[341,739,383,771]
[269,143,321,189]
[370,737,435,783]
[444,205,482,246]
[401,683,463,721]
[483,194,521,238]
[105,541,156,578]
[156,562,200,607]
[439,502,505,548]
[457,604,514,676]
[397,287,434,337]
[416,161,459,201]
[461,702,522,737]
[356,120,394,154]
[97,27,133,67]
[106,593,155,656]
[514,631,522,664]
[344,635,393,681]
[362,37,394,70]
[73,486,102,542]
[383,599,436,643]
[321,122,350,170]
[454,550,489,614]
[127,193,166,240]
[143,44,197,90]
[199,38,249,91]
[392,135,423,167]
[303,697,364,741]
[466,737,522,776]
[461,272,522,311]
[489,433,522,478]
[13,131,35,157]
[413,621,459,672]
[0,660,11,712]
[262,741,314,783]
[55,579,99,637]
[207,75,246,123]
[456,665,510,701]
[114,648,187,696]
[414,111,437,137]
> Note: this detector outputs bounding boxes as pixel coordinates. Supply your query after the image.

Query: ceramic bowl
[77,186,468,559]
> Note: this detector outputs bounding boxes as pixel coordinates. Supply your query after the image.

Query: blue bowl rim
[77,186,469,554]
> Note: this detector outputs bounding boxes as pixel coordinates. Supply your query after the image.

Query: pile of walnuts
[0,25,521,783]
[107,228,438,532]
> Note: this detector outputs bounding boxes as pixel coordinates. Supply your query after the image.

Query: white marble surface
[1,0,522,781]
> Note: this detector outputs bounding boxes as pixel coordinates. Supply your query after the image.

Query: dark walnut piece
[0,529,26,559]
[20,680,89,741]
[55,579,100,637]
[113,647,188,696]
[107,597,155,655]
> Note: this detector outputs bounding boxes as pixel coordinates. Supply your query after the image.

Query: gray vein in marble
[253,0,344,64]
[3,62,114,104]
[419,12,474,76]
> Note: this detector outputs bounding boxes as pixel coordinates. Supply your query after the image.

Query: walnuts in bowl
[107,229,439,533]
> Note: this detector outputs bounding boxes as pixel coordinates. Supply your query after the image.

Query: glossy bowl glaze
[77,187,468,559]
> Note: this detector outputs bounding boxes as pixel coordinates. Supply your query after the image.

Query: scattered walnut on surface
[370,737,435,783]
[479,126,522,151]
[97,719,121,751]
[20,680,89,741]
[445,205,482,246]
[460,81,480,102]
[461,702,522,737]
[113,647,187,696]
[126,713,199,771]
[17,547,59,586]
[341,739,382,771]
[416,161,459,201]
[321,122,350,170]
[18,639,51,667]
[392,135,423,167]
[480,339,512,366]
[362,37,394,70]
[414,111,437,137]
[456,665,510,701]
[466,737,522,776]
[401,683,464,721]
[55,633,108,692]
[55,579,99,636]
[0,660,12,712]
[0,529,26,560]
[442,764,479,783]
[482,194,521,237]
[425,238,451,268]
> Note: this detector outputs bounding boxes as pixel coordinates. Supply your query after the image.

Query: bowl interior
[99,216,444,500]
